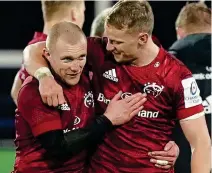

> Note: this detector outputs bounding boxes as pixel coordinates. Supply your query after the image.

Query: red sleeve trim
[177,104,204,120]
[32,120,62,136]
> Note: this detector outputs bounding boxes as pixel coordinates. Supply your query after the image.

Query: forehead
[54,38,87,57]
[104,24,133,42]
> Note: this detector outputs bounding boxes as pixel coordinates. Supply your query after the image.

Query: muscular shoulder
[159,51,192,81]
[156,50,193,95]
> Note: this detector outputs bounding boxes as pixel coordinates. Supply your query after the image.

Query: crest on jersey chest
[84,91,94,108]
[142,82,164,97]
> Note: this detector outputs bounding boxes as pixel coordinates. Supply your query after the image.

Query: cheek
[79,60,86,68]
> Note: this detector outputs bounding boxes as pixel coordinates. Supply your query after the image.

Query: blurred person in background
[13,21,146,173]
[90,7,111,37]
[11,0,85,105]
[23,1,210,172]
[169,2,211,173]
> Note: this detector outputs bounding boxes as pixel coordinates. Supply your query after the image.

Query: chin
[65,77,81,86]
[114,55,123,63]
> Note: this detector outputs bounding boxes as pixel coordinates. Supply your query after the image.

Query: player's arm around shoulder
[23,41,66,107]
[23,41,47,77]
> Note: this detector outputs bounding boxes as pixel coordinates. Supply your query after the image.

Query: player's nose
[70,60,80,72]
[106,42,115,52]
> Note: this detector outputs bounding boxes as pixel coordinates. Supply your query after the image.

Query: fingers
[52,94,59,107]
[129,98,147,111]
[47,97,53,107]
[124,93,141,103]
[148,151,176,157]
[111,91,122,102]
[41,96,47,105]
[127,93,147,105]
[150,159,172,169]
[164,141,175,151]
[155,164,171,169]
[149,155,175,162]
[129,106,144,118]
[58,92,66,105]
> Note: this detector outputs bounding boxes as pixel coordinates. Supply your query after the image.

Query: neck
[184,28,211,37]
[131,38,160,67]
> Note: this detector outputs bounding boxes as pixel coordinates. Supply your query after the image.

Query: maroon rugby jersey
[19,32,47,83]
[13,72,94,173]
[87,37,203,173]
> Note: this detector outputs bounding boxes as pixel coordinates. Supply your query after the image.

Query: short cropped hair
[90,8,112,37]
[41,1,82,22]
[106,0,154,34]
[46,22,86,52]
[176,2,211,30]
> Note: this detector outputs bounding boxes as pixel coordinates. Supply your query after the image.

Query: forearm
[64,115,112,154]
[191,144,211,173]
[38,115,112,157]
[23,42,48,76]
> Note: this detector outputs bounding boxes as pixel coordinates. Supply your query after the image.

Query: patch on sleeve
[181,77,202,108]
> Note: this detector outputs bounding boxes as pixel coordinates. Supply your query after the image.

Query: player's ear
[138,33,149,46]
[70,7,77,22]
[43,48,51,61]
[176,27,186,40]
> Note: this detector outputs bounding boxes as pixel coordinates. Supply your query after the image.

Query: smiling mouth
[113,51,121,55]
[66,73,80,78]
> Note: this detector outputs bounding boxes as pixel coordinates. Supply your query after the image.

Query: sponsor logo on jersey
[74,116,81,125]
[190,81,198,95]
[181,77,202,108]
[121,92,132,99]
[63,116,81,133]
[97,93,111,104]
[138,110,159,118]
[63,128,71,134]
[84,91,94,108]
[58,103,70,111]
[103,69,118,82]
[143,82,164,97]
[97,92,159,118]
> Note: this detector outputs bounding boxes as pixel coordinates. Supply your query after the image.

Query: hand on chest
[99,65,173,118]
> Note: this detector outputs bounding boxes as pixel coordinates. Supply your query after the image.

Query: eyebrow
[109,38,124,43]
[60,54,86,60]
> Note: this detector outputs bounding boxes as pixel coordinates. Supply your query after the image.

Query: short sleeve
[175,73,204,120]
[18,78,62,136]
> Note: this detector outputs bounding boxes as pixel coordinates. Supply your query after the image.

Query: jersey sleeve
[18,78,62,137]
[18,65,30,83]
[175,68,204,120]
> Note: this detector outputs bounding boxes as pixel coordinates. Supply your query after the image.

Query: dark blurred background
[0,0,211,140]
[0,0,211,139]
[0,1,211,172]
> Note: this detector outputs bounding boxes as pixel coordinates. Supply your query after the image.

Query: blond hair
[176,2,211,31]
[106,0,154,34]
[41,1,82,22]
[46,22,86,52]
